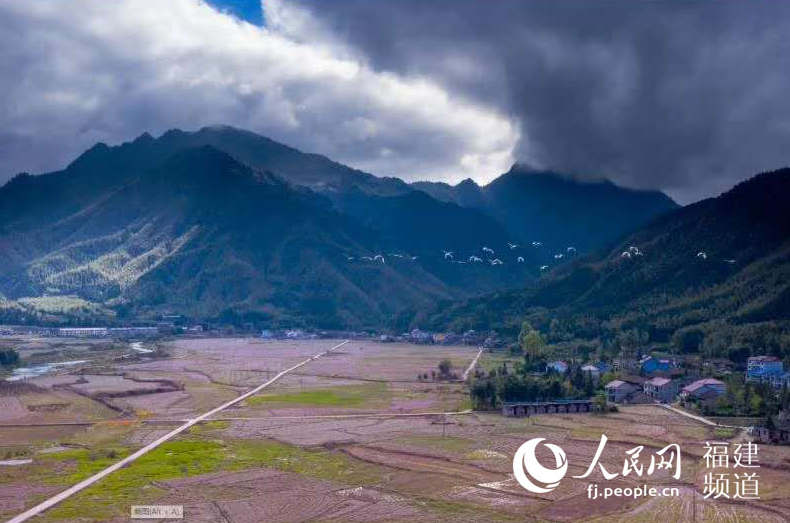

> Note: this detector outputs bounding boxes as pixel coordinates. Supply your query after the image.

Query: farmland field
[2,337,789,522]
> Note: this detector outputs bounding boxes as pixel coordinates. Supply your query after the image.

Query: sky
[205,0,263,25]
[1,1,789,204]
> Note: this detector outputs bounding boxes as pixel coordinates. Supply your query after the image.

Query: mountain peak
[133,131,154,144]
[65,141,111,170]
[507,161,540,172]
[456,177,480,189]
[161,144,255,180]
[504,163,629,189]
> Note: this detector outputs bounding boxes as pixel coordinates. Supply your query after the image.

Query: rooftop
[682,378,725,392]
[605,380,634,389]
[749,355,781,362]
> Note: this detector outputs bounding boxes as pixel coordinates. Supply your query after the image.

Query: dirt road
[6,340,350,523]
[461,348,484,381]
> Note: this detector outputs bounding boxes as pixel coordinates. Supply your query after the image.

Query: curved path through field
[654,403,736,427]
[6,340,350,523]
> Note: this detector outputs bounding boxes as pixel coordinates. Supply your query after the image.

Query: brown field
[2,337,790,522]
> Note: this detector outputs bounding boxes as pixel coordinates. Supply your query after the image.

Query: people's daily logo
[512,438,568,493]
[512,435,761,501]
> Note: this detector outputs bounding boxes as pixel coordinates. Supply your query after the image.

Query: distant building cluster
[601,355,785,408]
[746,356,790,388]
[0,326,164,338]
[604,375,728,407]
[56,327,160,338]
[546,360,609,380]
[0,323,208,339]
[259,329,320,340]
[377,329,497,347]
[749,425,790,444]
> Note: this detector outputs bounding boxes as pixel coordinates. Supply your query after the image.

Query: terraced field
[2,337,790,522]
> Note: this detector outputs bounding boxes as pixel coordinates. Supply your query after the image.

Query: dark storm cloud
[0,1,516,189]
[288,0,790,202]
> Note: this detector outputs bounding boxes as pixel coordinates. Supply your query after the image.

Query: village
[3,329,790,521]
[517,353,790,444]
[3,322,789,448]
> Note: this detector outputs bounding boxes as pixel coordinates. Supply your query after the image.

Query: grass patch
[395,435,476,453]
[713,426,736,439]
[40,439,226,521]
[247,383,388,408]
[65,420,140,447]
[477,353,522,374]
[227,439,383,485]
[188,420,230,435]
[674,423,709,440]
[34,435,385,522]
[464,449,508,461]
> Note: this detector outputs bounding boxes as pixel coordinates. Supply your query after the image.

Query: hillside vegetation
[410,168,790,360]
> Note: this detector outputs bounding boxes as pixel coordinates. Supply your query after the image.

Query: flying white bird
[443,250,454,260]
[508,242,519,249]
[540,265,549,271]
[567,246,577,253]
[411,256,419,261]
[531,241,542,247]
[621,251,632,259]
[554,253,564,259]
[389,253,404,258]
[724,258,736,264]
[628,245,640,254]
[517,256,525,263]
[469,256,483,263]
[361,256,373,261]
[482,246,495,255]
[697,251,707,260]
[374,254,385,263]
[490,258,503,265]
[634,250,644,256]
[345,255,354,261]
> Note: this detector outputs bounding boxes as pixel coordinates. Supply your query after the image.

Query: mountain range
[412,167,790,360]
[0,126,683,329]
[413,166,677,252]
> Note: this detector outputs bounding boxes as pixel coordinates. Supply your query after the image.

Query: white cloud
[0,0,518,184]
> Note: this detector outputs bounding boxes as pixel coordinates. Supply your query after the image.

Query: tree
[0,349,19,367]
[519,322,545,362]
[583,374,595,397]
[617,328,648,361]
[594,391,608,413]
[438,359,452,378]
[470,378,497,410]
[600,371,618,386]
[672,328,705,354]
[749,393,764,416]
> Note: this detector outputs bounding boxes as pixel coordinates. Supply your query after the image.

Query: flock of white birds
[344,242,578,271]
[345,242,736,272]
[620,245,736,265]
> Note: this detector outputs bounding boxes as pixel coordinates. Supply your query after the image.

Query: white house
[547,360,569,374]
